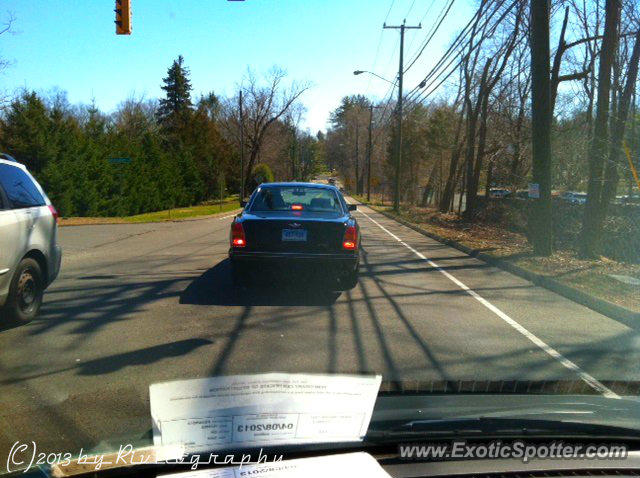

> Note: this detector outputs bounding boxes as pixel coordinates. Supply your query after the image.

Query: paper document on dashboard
[150,373,382,452]
[160,452,391,478]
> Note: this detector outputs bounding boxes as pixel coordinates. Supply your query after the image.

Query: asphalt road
[0,203,638,460]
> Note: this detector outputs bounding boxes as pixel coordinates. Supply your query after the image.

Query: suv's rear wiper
[366,417,640,441]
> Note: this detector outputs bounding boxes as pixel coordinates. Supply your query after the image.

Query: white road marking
[357,208,619,399]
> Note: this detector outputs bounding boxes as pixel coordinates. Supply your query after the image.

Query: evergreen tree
[157,55,193,133]
[0,91,56,173]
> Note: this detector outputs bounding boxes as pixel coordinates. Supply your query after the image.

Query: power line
[405,0,437,55]
[369,78,398,151]
[404,0,417,19]
[403,0,457,74]
[406,0,510,100]
[405,0,450,62]
[405,53,463,110]
[373,79,398,134]
[417,0,438,24]
[384,0,397,22]
[406,0,519,108]
[366,0,398,95]
[404,0,493,102]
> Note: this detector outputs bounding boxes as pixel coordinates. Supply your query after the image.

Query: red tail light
[291,204,303,210]
[230,221,246,248]
[48,205,59,224]
[342,225,358,250]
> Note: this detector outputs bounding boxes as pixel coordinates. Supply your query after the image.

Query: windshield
[249,186,343,213]
[1,0,640,475]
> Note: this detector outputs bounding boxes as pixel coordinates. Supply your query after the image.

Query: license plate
[282,229,307,241]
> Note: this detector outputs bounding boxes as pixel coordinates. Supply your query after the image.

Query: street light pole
[384,20,421,211]
[353,70,396,85]
[353,71,391,204]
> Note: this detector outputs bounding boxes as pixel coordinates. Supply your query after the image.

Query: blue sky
[0,0,474,132]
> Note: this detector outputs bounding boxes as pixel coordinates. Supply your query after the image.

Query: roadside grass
[352,195,640,313]
[60,197,241,226]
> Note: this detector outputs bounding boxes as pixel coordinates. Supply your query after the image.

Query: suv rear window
[0,163,46,208]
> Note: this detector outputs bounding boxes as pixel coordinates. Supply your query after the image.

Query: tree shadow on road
[76,338,213,375]
[1,338,214,384]
[180,259,341,307]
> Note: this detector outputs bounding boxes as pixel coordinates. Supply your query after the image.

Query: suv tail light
[342,225,358,250]
[230,221,246,248]
[48,205,59,224]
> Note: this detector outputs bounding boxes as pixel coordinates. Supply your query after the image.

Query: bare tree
[463,0,524,217]
[221,68,310,197]
[600,27,640,213]
[580,0,620,258]
[0,11,16,108]
[438,70,466,212]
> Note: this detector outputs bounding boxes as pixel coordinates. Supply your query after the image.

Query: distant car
[328,178,336,186]
[0,156,62,322]
[616,194,640,205]
[489,188,512,198]
[561,191,587,205]
[560,192,573,202]
[229,182,360,290]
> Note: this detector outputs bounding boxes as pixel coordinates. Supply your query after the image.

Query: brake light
[230,221,246,247]
[291,204,303,210]
[48,205,59,224]
[342,225,358,250]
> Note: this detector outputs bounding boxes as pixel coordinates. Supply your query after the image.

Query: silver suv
[0,156,62,322]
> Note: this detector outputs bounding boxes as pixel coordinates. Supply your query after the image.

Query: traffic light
[115,0,131,35]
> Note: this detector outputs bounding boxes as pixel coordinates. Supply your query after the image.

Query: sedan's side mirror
[348,204,357,211]
[240,200,247,208]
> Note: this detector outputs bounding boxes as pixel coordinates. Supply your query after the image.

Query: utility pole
[239,90,245,201]
[354,121,360,195]
[367,104,373,202]
[384,20,421,210]
[291,125,297,181]
[529,0,553,255]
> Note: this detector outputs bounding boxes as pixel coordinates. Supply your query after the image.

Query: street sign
[108,158,131,164]
[528,183,540,199]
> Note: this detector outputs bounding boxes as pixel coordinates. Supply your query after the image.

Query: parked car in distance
[615,194,640,205]
[0,155,62,322]
[489,188,512,198]
[229,182,360,290]
[561,191,588,205]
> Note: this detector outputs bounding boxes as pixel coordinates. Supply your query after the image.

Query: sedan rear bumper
[229,249,359,271]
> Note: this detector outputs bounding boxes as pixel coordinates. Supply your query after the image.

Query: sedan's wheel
[2,258,43,323]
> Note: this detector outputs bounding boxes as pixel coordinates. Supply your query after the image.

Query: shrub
[250,163,275,191]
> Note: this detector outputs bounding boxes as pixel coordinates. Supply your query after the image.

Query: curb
[59,208,241,227]
[357,201,640,324]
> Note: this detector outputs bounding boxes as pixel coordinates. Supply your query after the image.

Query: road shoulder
[351,198,640,325]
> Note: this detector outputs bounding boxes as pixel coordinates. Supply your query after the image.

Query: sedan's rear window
[249,186,343,213]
